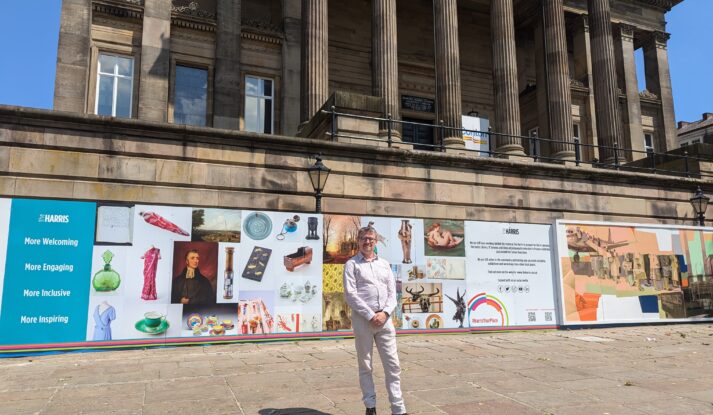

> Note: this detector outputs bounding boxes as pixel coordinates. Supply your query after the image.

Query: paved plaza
[1,324,712,415]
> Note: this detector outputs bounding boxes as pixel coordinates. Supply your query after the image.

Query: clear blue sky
[0,0,710,123]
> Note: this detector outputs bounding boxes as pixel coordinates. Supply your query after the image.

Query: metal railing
[325,106,710,179]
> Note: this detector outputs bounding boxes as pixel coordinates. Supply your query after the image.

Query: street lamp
[307,155,330,213]
[690,186,710,226]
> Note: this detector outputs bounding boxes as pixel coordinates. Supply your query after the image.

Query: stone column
[372,0,401,140]
[282,0,302,136]
[491,0,523,156]
[572,15,599,161]
[542,0,574,160]
[434,0,464,149]
[587,0,622,163]
[644,31,677,152]
[617,24,645,159]
[213,0,241,129]
[53,0,91,113]
[300,0,328,123]
[138,0,171,122]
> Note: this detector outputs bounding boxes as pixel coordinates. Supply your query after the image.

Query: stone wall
[0,106,708,226]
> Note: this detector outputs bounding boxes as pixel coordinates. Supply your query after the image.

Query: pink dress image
[141,247,161,300]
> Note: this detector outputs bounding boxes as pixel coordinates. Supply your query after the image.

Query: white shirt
[343,252,397,321]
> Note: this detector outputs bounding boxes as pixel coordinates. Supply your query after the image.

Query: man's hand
[180,297,190,304]
[370,311,388,327]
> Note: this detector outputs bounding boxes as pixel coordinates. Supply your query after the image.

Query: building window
[644,133,654,154]
[245,76,274,134]
[692,139,701,144]
[174,65,208,126]
[573,124,580,140]
[402,118,435,151]
[681,142,688,148]
[95,54,134,117]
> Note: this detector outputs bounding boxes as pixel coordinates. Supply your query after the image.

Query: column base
[495,144,527,159]
[551,150,576,161]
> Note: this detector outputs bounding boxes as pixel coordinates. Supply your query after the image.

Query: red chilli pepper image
[139,211,189,236]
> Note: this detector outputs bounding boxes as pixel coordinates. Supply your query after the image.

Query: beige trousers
[352,312,406,414]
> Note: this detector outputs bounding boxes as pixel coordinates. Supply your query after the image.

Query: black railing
[324,107,711,179]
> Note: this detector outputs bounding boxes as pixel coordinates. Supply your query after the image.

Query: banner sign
[462,115,490,156]
[0,196,559,353]
[555,220,713,325]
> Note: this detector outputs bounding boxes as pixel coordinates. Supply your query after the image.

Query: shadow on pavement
[258,409,335,415]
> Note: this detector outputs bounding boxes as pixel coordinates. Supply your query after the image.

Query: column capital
[645,31,671,49]
[618,23,636,42]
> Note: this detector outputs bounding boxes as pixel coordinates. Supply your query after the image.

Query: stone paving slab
[1,324,713,414]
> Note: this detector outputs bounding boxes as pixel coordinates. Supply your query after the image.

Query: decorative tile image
[191,208,241,243]
[171,241,218,305]
[559,223,713,324]
[237,292,275,334]
[426,258,465,280]
[424,220,465,257]
[402,313,424,329]
[275,312,321,333]
[322,264,345,294]
[182,303,239,337]
[402,283,443,314]
[323,215,361,264]
[323,292,352,331]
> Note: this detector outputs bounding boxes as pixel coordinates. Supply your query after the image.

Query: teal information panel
[0,199,96,345]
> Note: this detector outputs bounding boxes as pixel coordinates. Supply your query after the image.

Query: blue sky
[0,0,710,123]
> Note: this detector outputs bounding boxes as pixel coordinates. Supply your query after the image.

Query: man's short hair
[185,249,200,260]
[358,226,376,240]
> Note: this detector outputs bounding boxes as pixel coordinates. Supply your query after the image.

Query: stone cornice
[171,15,216,32]
[92,0,143,20]
[634,0,683,12]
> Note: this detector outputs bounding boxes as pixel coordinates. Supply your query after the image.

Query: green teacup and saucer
[135,311,169,335]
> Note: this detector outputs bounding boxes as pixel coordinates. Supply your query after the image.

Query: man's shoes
[365,408,376,415]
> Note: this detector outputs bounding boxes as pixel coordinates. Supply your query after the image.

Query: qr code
[528,312,536,322]
[545,312,553,322]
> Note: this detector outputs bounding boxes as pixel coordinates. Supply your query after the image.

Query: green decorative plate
[135,319,170,335]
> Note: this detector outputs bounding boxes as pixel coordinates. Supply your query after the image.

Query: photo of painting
[191,208,241,242]
[558,222,713,324]
[323,215,361,264]
[171,241,218,305]
[424,219,465,257]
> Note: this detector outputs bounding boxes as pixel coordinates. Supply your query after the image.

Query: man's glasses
[359,237,376,243]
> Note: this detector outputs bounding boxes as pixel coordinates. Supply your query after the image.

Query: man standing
[343,226,407,415]
[171,249,215,305]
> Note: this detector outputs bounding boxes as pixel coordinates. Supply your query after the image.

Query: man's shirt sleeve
[383,261,397,316]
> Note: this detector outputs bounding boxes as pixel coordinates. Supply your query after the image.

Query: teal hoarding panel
[0,199,96,345]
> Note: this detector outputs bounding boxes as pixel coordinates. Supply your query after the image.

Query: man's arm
[382,261,397,317]
[343,260,376,321]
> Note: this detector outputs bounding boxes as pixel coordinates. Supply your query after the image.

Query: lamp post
[307,155,330,213]
[690,186,710,226]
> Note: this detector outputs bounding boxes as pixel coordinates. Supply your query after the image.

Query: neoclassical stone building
[2,0,703,228]
[54,0,681,161]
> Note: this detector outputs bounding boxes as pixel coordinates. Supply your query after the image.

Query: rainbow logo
[467,292,509,327]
